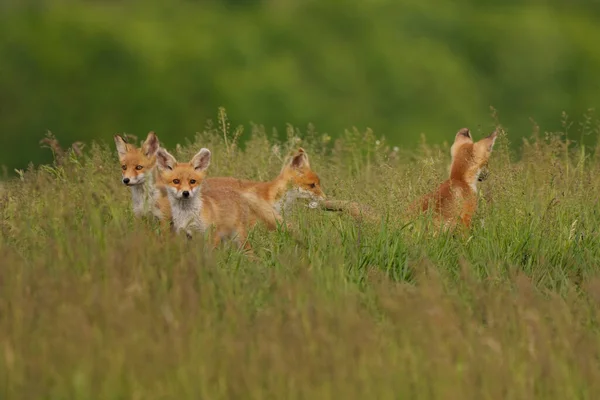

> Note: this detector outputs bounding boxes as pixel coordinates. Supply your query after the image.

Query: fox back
[205,148,326,213]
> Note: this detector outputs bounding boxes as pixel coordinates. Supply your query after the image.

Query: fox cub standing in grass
[114,131,171,223]
[417,127,498,229]
[205,148,326,214]
[155,147,284,252]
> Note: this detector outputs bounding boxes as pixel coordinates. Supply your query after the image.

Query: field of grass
[2,110,600,398]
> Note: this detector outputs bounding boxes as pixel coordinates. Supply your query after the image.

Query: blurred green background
[1,0,600,171]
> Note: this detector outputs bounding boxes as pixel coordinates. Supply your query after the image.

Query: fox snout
[310,187,326,201]
[167,186,196,200]
[121,173,144,186]
[314,193,326,202]
[297,187,326,202]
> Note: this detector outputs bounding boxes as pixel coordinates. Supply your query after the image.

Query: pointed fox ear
[451,128,473,158]
[141,131,160,157]
[289,148,309,170]
[114,135,129,157]
[454,128,473,142]
[483,130,498,152]
[191,148,211,171]
[156,148,177,170]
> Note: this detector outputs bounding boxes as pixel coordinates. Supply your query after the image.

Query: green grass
[2,112,600,398]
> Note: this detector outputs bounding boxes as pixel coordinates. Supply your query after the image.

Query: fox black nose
[122,178,130,185]
[182,191,190,198]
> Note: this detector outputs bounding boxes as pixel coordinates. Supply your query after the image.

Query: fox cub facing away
[114,131,171,222]
[156,147,284,252]
[205,148,326,214]
[417,127,498,230]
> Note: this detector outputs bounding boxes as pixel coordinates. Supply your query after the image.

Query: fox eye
[309,183,316,188]
[190,179,196,184]
[121,165,127,171]
[173,179,180,184]
[135,165,143,170]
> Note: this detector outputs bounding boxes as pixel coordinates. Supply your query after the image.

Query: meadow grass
[2,112,600,399]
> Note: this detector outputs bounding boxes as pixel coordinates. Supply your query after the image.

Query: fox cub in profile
[114,131,171,221]
[205,148,326,214]
[417,127,498,229]
[156,147,284,252]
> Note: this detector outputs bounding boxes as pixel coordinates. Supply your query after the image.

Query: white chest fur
[130,181,162,218]
[169,195,205,236]
[470,169,482,193]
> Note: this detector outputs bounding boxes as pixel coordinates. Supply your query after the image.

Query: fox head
[114,131,160,186]
[156,147,211,201]
[280,148,326,201]
[449,128,498,184]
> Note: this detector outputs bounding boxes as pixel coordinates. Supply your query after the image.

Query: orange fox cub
[418,128,498,229]
[155,147,282,252]
[114,131,171,222]
[205,148,326,214]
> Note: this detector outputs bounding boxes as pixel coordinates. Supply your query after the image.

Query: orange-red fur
[416,128,498,230]
[114,132,171,231]
[205,148,326,216]
[156,147,282,253]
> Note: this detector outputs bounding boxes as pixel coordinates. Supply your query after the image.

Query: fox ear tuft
[156,148,177,170]
[191,148,211,171]
[142,131,160,157]
[290,149,309,169]
[114,135,128,157]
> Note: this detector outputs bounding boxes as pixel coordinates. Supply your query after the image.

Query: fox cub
[205,148,326,214]
[416,127,498,229]
[114,131,171,222]
[156,147,284,252]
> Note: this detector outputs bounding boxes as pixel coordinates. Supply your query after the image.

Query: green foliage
[2,0,600,171]
[2,112,600,397]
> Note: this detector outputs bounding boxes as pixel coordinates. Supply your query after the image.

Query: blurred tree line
[1,0,600,170]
